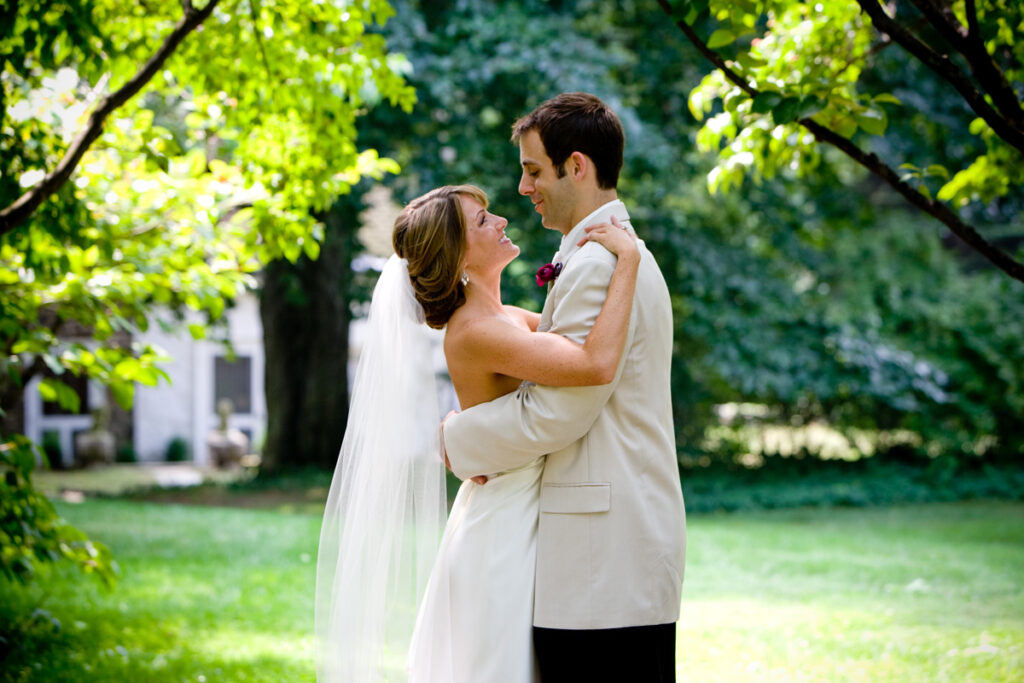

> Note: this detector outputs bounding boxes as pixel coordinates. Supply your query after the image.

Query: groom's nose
[518,172,533,196]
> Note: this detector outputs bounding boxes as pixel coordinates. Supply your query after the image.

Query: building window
[214,356,252,415]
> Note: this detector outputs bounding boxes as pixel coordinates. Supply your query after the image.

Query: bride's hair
[392,184,489,329]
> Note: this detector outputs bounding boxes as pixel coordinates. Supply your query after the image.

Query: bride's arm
[457,221,639,387]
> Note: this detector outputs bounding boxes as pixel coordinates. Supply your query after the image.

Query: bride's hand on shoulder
[578,216,639,262]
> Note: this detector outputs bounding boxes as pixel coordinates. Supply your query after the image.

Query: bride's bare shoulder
[444,303,478,339]
[445,306,522,354]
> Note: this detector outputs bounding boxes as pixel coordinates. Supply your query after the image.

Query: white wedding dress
[407,458,543,683]
[315,256,541,682]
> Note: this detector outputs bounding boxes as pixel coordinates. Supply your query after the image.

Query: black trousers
[533,622,676,683]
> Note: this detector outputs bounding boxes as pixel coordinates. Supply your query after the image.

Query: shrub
[0,434,118,588]
[115,443,137,463]
[165,437,189,462]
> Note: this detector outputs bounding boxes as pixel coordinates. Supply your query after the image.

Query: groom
[443,92,686,681]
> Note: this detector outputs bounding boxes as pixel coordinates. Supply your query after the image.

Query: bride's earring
[460,270,470,286]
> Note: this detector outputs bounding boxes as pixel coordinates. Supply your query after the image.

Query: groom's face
[518,129,577,234]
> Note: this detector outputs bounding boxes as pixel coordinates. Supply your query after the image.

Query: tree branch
[0,0,222,238]
[660,3,758,98]
[856,0,1024,155]
[906,0,1024,134]
[964,0,980,42]
[248,0,275,83]
[654,0,1024,283]
[797,117,1024,282]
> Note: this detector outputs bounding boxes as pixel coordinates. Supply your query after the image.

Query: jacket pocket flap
[540,483,610,514]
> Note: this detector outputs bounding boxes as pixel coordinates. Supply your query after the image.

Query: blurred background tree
[657,0,1024,281]
[650,0,1024,461]
[269,0,1022,472]
[1,0,412,577]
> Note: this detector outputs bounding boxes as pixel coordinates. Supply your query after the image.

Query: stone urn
[75,406,116,467]
[207,399,249,468]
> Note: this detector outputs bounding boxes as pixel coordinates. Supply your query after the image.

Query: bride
[315,184,638,681]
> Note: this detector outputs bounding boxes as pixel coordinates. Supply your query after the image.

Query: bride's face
[460,195,519,274]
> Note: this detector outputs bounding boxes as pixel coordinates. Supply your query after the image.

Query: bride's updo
[392,184,488,329]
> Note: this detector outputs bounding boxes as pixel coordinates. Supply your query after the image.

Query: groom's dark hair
[511,92,624,190]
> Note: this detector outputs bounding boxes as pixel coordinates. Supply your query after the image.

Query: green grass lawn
[2,500,1022,681]
[679,502,1024,681]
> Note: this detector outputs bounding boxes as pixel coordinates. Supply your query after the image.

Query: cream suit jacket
[444,200,686,630]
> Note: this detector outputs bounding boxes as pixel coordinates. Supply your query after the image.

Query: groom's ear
[568,151,588,181]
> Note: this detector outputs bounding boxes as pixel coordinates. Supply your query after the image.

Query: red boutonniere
[535,262,563,287]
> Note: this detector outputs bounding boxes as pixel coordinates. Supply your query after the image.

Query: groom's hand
[442,410,488,485]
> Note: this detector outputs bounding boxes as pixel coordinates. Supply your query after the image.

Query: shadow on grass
[2,570,316,683]
[2,500,321,682]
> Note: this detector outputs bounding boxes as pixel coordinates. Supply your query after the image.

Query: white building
[133,294,267,466]
[23,294,266,468]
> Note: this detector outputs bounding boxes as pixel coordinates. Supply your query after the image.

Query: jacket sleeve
[444,250,628,479]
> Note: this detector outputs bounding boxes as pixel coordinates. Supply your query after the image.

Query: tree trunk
[260,196,361,471]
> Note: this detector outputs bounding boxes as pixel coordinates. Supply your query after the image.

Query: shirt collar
[557,199,630,267]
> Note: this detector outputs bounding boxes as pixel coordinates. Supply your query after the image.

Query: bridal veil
[315,255,447,681]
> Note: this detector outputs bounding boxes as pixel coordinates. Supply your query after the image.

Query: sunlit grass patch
[678,502,1024,681]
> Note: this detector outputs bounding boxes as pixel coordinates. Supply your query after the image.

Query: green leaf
[751,91,783,114]
[56,382,81,412]
[771,98,803,124]
[873,93,902,105]
[794,96,824,120]
[834,116,858,140]
[135,366,162,386]
[855,108,887,135]
[937,179,960,202]
[688,88,710,121]
[111,381,134,411]
[41,353,64,376]
[114,357,140,380]
[38,379,58,403]
[209,297,225,320]
[707,28,737,49]
[11,340,37,354]
[377,157,401,175]
[302,238,321,261]
[39,378,81,413]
